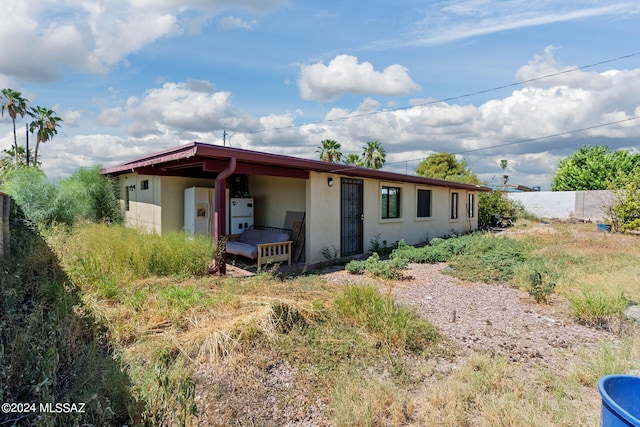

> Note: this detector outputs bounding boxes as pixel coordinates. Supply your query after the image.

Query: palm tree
[316,139,342,163]
[28,106,62,166]
[343,153,363,167]
[1,88,29,165]
[362,140,386,169]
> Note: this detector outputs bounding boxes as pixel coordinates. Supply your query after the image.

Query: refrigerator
[229,198,254,234]
[184,187,215,236]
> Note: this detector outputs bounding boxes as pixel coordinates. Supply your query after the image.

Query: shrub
[1,166,122,226]
[345,253,407,280]
[478,189,523,227]
[526,271,556,303]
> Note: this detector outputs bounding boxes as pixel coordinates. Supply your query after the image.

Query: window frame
[468,193,475,218]
[381,185,401,220]
[416,188,432,219]
[450,192,459,220]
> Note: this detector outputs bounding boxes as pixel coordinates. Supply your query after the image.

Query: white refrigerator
[184,187,215,236]
[229,198,254,234]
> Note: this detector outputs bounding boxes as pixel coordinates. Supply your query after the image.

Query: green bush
[1,166,122,226]
[526,271,556,303]
[478,190,523,227]
[345,253,407,280]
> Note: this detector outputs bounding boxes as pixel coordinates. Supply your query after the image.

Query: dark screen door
[341,178,363,256]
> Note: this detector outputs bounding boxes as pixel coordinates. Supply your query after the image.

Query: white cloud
[0,0,289,82]
[123,80,247,137]
[377,1,640,49]
[219,16,255,30]
[298,55,420,101]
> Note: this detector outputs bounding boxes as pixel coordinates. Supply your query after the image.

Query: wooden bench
[225,225,293,267]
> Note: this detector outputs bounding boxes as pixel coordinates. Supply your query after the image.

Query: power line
[455,116,640,155]
[239,51,640,135]
[381,115,640,168]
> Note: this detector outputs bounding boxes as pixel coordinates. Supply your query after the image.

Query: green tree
[343,153,363,167]
[362,140,386,169]
[605,172,640,232]
[28,105,62,166]
[500,159,509,185]
[478,190,522,227]
[551,145,640,191]
[415,152,481,184]
[1,88,29,165]
[0,146,37,171]
[316,139,343,163]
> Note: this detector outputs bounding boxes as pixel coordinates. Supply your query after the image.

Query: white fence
[507,190,614,222]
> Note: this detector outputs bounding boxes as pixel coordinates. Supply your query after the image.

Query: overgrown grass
[418,353,600,426]
[334,284,439,353]
[0,209,134,426]
[46,222,216,296]
[567,289,629,328]
[6,217,640,425]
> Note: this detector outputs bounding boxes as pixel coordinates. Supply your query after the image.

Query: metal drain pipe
[212,157,236,274]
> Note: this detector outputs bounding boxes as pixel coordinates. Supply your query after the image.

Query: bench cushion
[237,228,290,246]
[226,228,291,260]
[225,241,258,260]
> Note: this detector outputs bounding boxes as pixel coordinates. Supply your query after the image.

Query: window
[141,179,149,190]
[417,189,432,218]
[381,186,401,219]
[468,194,475,218]
[451,192,459,220]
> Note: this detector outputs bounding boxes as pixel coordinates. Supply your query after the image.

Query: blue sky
[1,0,640,189]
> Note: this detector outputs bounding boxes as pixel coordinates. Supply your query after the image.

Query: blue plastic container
[597,223,612,232]
[598,375,640,426]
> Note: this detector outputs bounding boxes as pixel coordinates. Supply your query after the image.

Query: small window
[417,189,432,218]
[451,192,459,220]
[141,179,149,190]
[381,186,401,219]
[468,194,475,218]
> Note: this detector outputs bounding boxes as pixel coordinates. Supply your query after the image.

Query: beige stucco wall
[119,174,214,234]
[118,171,480,265]
[304,172,480,264]
[305,172,341,264]
[249,175,306,228]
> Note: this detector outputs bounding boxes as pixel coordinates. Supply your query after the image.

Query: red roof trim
[101,141,490,192]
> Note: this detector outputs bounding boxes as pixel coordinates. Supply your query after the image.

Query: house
[101,142,490,271]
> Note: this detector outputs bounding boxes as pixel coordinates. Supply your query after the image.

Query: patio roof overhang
[100,141,491,192]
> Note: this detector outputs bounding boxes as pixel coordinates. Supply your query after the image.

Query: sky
[1,0,640,190]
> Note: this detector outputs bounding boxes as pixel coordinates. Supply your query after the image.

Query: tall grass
[47,222,216,295]
[334,285,439,353]
[567,289,629,328]
[0,206,134,426]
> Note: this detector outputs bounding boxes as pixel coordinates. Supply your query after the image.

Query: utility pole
[223,129,227,146]
[25,123,29,166]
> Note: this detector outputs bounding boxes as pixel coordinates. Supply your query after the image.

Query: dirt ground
[193,260,632,426]
[323,263,618,373]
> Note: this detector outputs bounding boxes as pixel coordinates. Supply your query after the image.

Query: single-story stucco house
[101,142,490,270]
